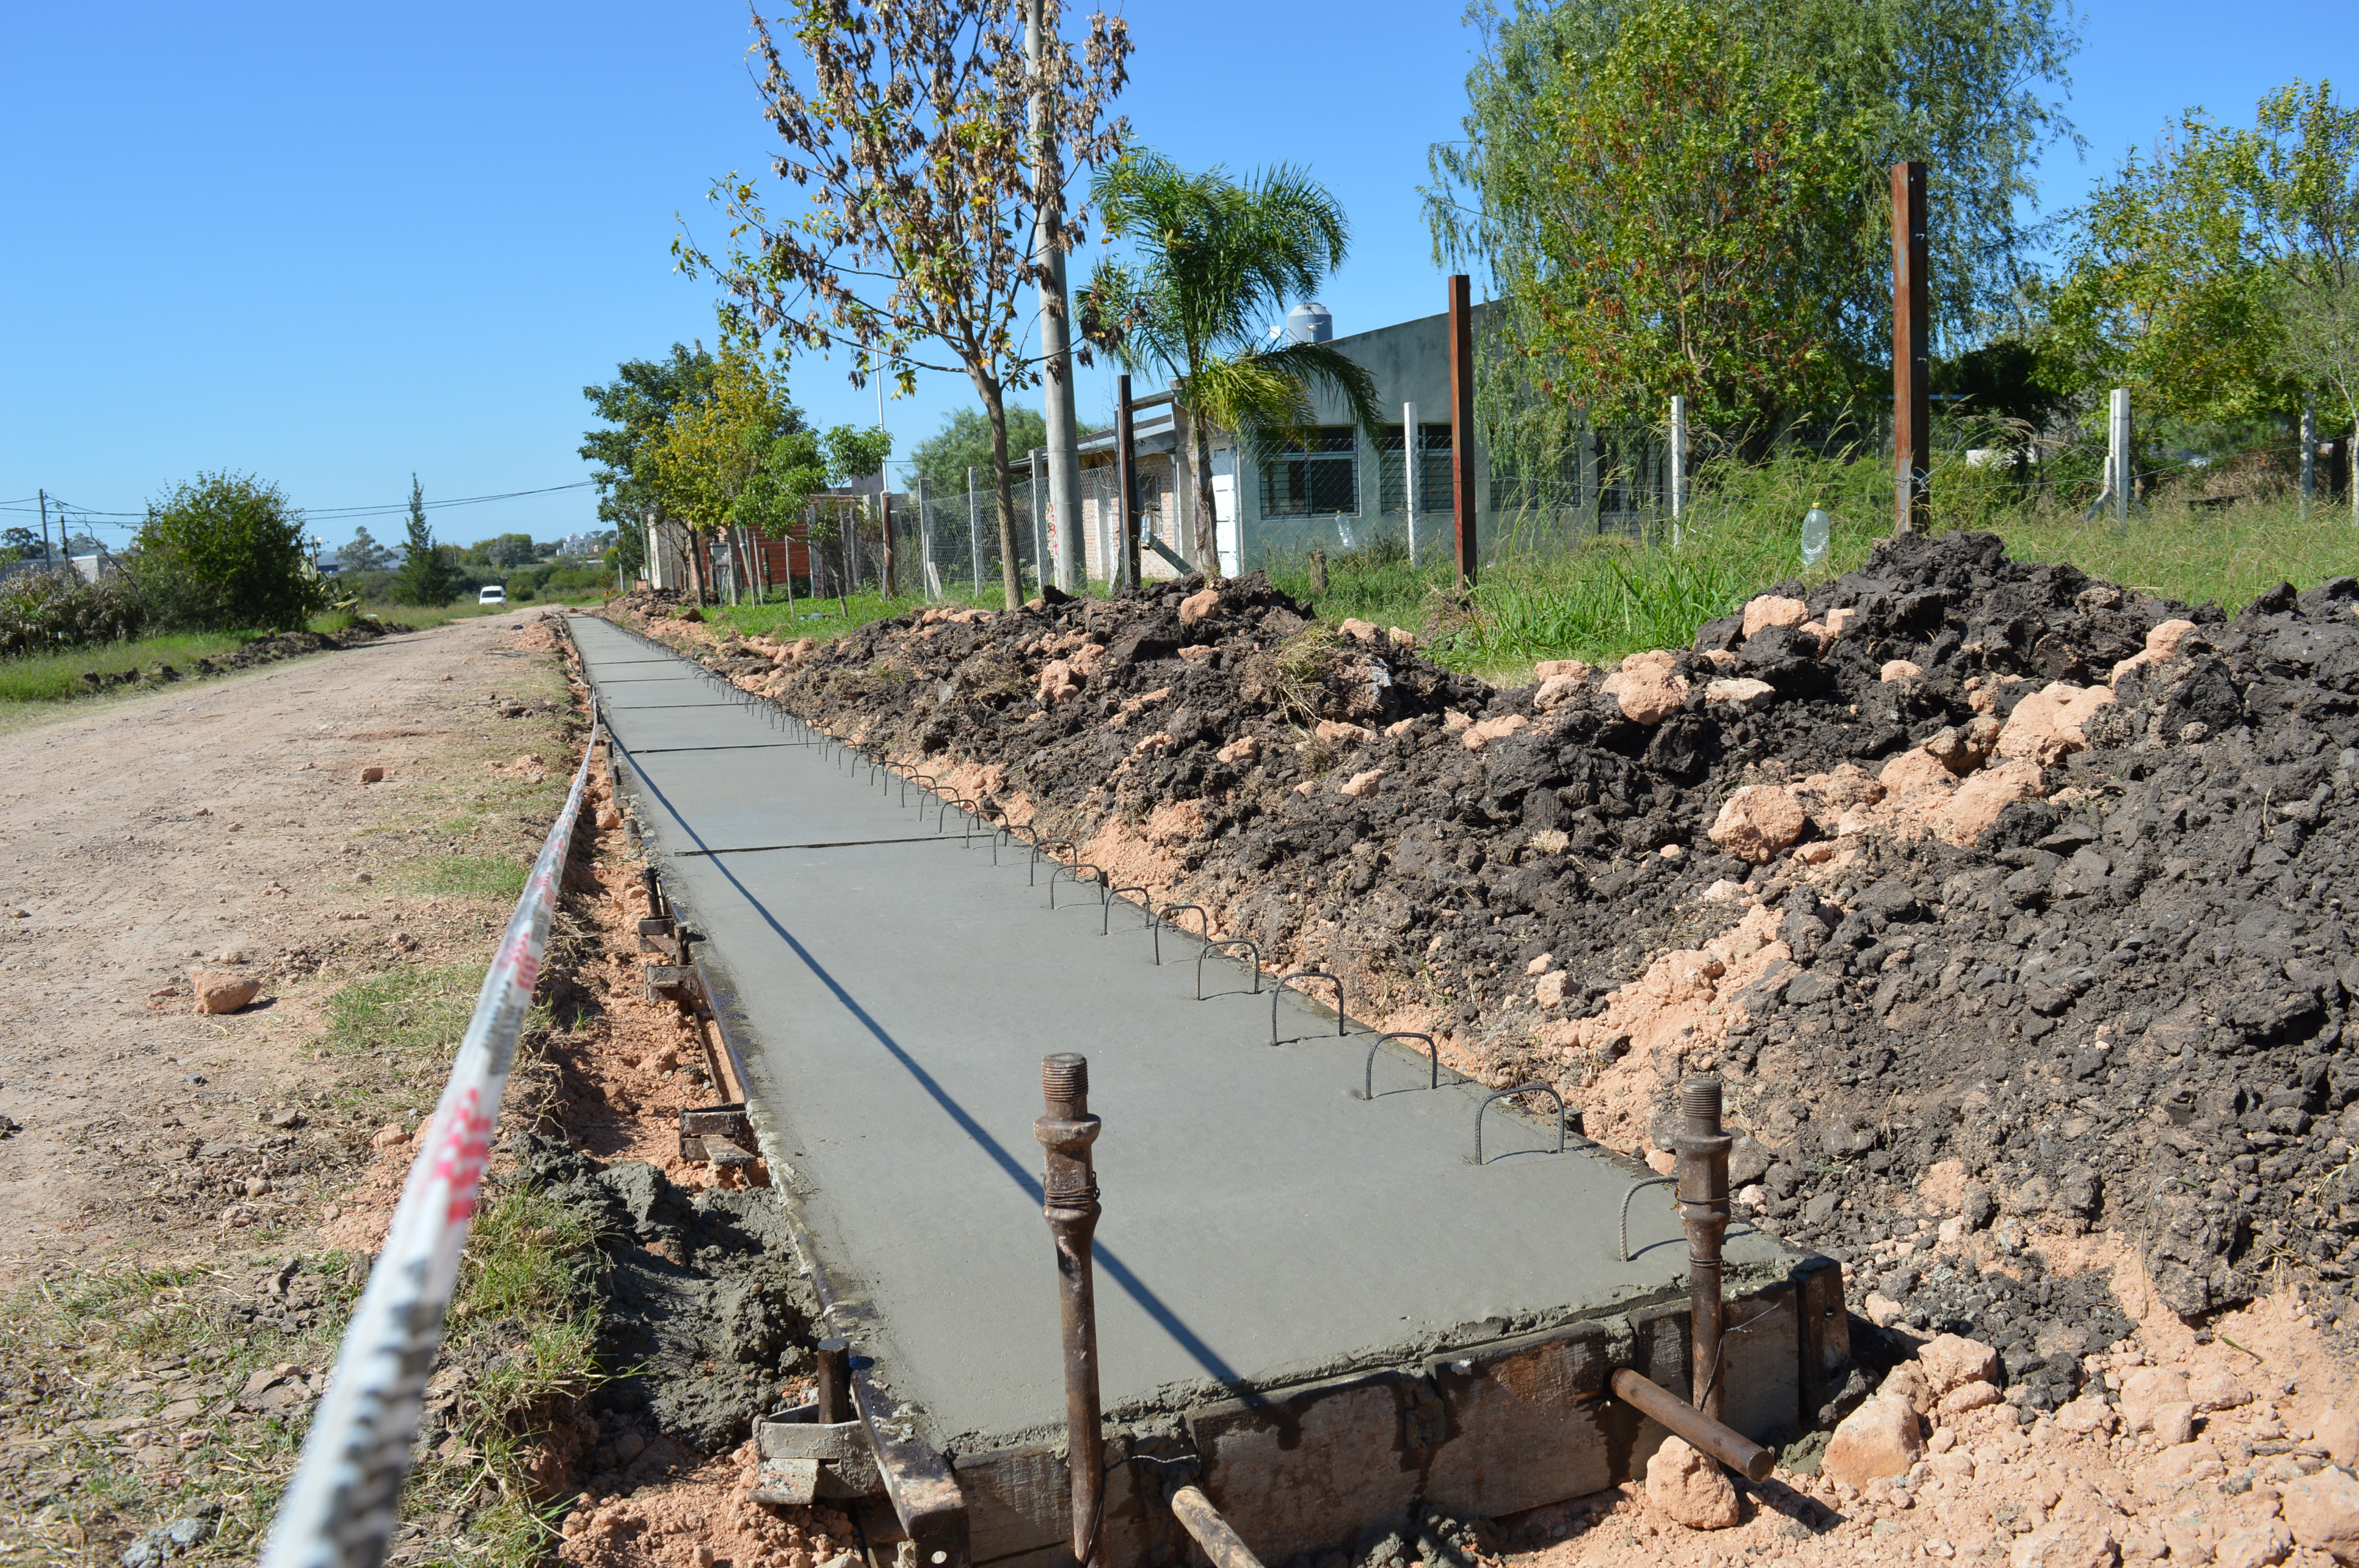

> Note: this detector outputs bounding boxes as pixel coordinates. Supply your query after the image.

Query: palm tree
[1081,152,1381,581]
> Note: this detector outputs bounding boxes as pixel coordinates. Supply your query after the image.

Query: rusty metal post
[1608,1368,1773,1482]
[1891,161,1930,535]
[814,1336,853,1424]
[1448,274,1479,586]
[1675,1075,1733,1425]
[1169,1485,1265,1568]
[1037,1054,1105,1568]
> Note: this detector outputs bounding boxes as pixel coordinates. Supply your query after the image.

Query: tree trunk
[685,523,707,604]
[977,374,1024,610]
[1188,399,1221,582]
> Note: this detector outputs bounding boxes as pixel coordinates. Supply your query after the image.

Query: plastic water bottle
[1801,506,1830,568]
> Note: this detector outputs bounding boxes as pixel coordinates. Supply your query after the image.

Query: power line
[0,479,597,527]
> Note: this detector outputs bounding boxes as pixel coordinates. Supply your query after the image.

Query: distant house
[1054,300,1670,582]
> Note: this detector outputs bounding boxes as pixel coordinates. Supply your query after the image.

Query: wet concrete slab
[574,616,1800,1451]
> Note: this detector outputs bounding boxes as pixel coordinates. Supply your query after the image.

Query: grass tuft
[401,854,530,902]
[322,962,482,1062]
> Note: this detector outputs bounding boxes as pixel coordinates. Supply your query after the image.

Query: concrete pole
[1029,447,1048,592]
[917,474,934,601]
[2110,388,2132,522]
[1448,275,1479,586]
[1402,401,1418,567]
[1669,395,1688,547]
[2303,404,2317,520]
[967,465,983,595]
[1024,0,1085,595]
[1891,162,1930,535]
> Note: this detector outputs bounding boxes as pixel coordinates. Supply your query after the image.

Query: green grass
[1266,487,2358,682]
[399,854,530,902]
[706,582,1011,644]
[0,630,258,702]
[321,961,483,1064]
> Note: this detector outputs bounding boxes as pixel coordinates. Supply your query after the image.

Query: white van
[479,585,506,606]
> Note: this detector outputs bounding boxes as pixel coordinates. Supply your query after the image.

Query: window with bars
[1259,428,1358,517]
[1377,426,1456,514]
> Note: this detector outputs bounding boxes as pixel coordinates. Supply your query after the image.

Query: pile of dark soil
[623,536,2359,1414]
[73,617,420,691]
[515,1132,819,1452]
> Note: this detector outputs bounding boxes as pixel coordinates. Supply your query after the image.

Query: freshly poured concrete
[574,617,1790,1447]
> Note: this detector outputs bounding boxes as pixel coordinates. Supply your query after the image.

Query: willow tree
[1080,152,1381,580]
[1427,0,2079,463]
[678,0,1130,610]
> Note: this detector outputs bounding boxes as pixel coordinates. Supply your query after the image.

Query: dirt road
[0,613,575,1288]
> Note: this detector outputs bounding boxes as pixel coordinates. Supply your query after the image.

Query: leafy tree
[390,475,463,607]
[1427,0,2080,457]
[2047,78,2358,493]
[582,343,720,591]
[1082,152,1381,577]
[131,472,325,631]
[1,526,44,563]
[677,0,1132,610]
[912,406,1051,497]
[475,533,536,569]
[342,525,395,573]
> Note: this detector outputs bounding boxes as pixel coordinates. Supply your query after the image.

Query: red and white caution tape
[262,707,603,1568]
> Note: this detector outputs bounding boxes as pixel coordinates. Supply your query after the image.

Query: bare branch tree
[681,0,1130,610]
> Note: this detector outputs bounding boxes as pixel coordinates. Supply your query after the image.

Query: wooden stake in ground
[1892,161,1931,535]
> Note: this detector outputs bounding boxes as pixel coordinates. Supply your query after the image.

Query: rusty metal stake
[1036,1054,1105,1568]
[1608,1367,1772,1482]
[1169,1485,1265,1568]
[814,1336,853,1423]
[1675,1074,1733,1425]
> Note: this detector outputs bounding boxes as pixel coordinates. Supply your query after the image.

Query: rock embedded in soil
[1642,1435,1739,1529]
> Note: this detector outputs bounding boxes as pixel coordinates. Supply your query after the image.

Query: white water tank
[1285,301,1333,344]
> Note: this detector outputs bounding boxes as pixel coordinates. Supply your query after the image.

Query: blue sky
[4,1,2351,554]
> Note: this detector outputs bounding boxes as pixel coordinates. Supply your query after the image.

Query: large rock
[2008,1520,2119,1568]
[1178,588,1221,626]
[1822,1392,1924,1487]
[1337,769,1384,799]
[2214,1520,2293,1568]
[1918,1333,2001,1398]
[1645,1436,1739,1529]
[1038,659,1082,705]
[1996,681,2116,767]
[2284,1466,2359,1561]
[1460,713,1529,751]
[1708,785,1807,863]
[1741,595,1810,639]
[2118,1367,2190,1431]
[1934,758,2048,843]
[1533,659,1591,681]
[2187,1367,2250,1412]
[2315,1408,2359,1468]
[1600,650,1690,725]
[1532,672,1586,712]
[1703,677,1776,712]
[189,969,261,1014]
[2110,618,2201,682]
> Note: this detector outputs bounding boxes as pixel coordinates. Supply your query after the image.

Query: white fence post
[1403,400,1419,567]
[1669,395,1688,546]
[2110,388,2132,522]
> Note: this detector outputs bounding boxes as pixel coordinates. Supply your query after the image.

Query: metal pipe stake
[1036,1054,1105,1568]
[1674,1075,1733,1424]
[814,1336,852,1424]
[1169,1485,1265,1568]
[1608,1368,1773,1482]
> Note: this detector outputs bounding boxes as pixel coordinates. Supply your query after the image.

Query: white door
[1212,446,1240,577]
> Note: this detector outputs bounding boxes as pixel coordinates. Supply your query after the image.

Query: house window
[1260,428,1358,517]
[1416,424,1451,512]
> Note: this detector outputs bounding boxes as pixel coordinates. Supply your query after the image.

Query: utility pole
[1448,275,1479,586]
[1024,0,1085,595]
[1116,374,1141,590]
[1891,162,1930,535]
[38,490,54,575]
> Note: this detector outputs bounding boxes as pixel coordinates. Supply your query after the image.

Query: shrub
[132,472,326,631]
[0,571,146,658]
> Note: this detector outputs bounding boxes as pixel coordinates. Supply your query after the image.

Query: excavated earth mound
[610,534,2359,1427]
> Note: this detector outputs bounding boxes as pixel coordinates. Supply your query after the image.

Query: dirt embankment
[614,537,2359,1375]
